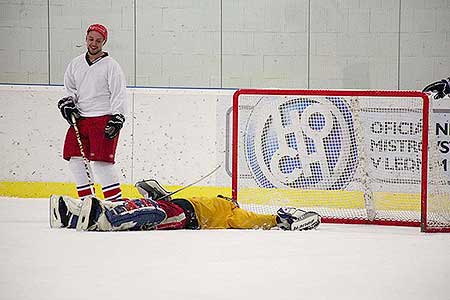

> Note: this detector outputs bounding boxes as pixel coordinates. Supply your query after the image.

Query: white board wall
[0,85,234,187]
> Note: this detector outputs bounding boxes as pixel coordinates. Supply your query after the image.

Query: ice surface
[0,197,449,300]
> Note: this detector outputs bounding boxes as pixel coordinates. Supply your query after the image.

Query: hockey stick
[136,165,221,201]
[159,164,221,199]
[71,114,95,195]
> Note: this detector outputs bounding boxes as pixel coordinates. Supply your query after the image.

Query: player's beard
[88,47,102,56]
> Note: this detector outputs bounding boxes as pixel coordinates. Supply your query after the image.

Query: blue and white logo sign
[244,96,357,190]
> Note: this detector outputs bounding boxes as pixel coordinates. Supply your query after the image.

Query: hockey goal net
[232,89,450,232]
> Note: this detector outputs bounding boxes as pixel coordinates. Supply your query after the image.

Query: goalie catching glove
[422,77,450,99]
[104,114,125,139]
[276,207,321,231]
[58,96,80,125]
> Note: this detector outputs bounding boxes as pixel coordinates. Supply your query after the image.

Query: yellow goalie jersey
[187,196,277,230]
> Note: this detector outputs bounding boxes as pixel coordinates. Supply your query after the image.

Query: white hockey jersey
[64,53,127,117]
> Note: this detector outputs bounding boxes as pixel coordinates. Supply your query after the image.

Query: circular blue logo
[244,96,357,190]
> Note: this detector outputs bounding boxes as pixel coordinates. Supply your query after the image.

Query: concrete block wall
[0,0,449,89]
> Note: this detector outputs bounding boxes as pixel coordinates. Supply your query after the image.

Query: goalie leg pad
[76,196,112,231]
[50,195,82,229]
[105,198,167,231]
[77,197,168,231]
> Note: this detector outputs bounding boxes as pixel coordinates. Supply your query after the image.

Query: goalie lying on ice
[50,180,321,232]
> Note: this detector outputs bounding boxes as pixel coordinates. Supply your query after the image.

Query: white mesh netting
[233,90,450,232]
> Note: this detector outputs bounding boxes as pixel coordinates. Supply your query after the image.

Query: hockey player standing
[57,23,127,201]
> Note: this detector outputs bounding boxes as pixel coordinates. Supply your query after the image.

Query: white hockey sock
[68,157,95,200]
[91,161,122,201]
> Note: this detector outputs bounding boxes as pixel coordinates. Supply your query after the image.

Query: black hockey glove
[104,114,125,139]
[422,77,450,99]
[58,96,80,124]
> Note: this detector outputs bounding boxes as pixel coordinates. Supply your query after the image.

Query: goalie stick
[135,165,221,201]
[71,113,95,195]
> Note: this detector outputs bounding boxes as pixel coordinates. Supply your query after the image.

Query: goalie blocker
[50,180,321,232]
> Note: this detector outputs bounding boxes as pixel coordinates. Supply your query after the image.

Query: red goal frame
[231,89,449,233]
